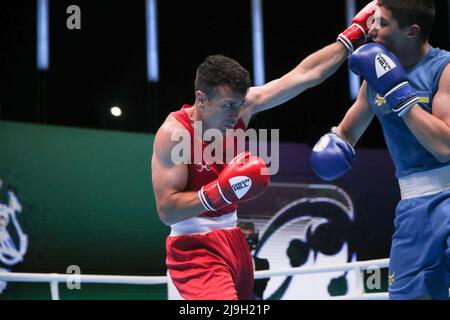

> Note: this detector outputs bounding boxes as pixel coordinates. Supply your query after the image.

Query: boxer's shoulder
[154,115,189,160]
[157,113,189,138]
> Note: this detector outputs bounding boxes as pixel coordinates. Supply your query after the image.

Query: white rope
[254,258,389,279]
[331,292,389,300]
[0,272,167,285]
[1,258,446,299]
[0,259,388,284]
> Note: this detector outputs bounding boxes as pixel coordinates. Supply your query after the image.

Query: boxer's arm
[151,120,207,226]
[401,64,450,163]
[335,81,375,146]
[240,42,348,125]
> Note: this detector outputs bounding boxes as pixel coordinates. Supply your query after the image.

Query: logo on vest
[375,53,397,78]
[388,271,395,286]
[228,176,252,199]
[195,163,211,172]
[375,94,386,106]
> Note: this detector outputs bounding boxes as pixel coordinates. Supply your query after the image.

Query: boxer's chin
[222,123,235,132]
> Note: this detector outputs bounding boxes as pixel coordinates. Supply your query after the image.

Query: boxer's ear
[196,90,207,106]
[405,24,420,40]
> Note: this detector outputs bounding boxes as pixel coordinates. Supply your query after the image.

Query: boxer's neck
[190,102,208,129]
[399,42,429,70]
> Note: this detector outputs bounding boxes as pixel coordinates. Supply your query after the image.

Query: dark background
[1,0,449,146]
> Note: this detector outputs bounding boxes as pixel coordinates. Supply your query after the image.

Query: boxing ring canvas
[0,120,400,299]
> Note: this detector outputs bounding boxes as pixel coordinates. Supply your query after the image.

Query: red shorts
[166,227,254,300]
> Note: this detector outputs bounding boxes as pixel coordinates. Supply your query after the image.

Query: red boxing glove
[198,151,270,211]
[338,0,379,54]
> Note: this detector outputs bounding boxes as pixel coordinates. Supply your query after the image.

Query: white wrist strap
[198,187,217,212]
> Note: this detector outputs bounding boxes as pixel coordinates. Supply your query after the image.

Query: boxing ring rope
[0,258,394,300]
[254,258,390,300]
[0,273,167,300]
[1,258,448,300]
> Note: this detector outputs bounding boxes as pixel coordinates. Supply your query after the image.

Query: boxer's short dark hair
[379,0,435,41]
[238,221,255,231]
[195,55,251,98]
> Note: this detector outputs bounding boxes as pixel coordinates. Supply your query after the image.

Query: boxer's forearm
[402,105,450,163]
[273,41,348,94]
[156,191,207,226]
[243,42,347,115]
[336,81,374,147]
[401,67,450,163]
[294,42,348,86]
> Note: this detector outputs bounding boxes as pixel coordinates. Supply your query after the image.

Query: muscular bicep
[151,126,189,209]
[151,152,188,202]
[337,81,375,146]
[432,64,450,127]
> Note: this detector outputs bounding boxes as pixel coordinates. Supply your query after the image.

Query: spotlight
[110,106,122,117]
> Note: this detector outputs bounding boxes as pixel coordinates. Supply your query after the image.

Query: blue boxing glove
[310,133,356,181]
[349,43,420,117]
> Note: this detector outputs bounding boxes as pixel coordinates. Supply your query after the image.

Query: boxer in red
[151,1,378,300]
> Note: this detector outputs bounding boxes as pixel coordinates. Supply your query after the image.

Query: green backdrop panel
[0,121,170,299]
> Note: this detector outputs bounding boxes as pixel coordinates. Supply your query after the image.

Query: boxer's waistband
[169,211,237,236]
[399,165,450,200]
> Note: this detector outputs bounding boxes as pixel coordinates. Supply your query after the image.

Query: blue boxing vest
[367,45,450,178]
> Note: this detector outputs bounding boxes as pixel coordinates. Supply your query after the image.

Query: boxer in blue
[311,0,450,299]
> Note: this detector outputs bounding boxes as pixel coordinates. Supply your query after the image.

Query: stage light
[37,0,49,70]
[110,106,122,117]
[346,0,361,100]
[146,0,159,82]
[251,0,265,86]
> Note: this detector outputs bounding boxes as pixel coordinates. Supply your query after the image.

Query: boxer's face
[369,6,409,55]
[240,227,254,239]
[198,85,246,134]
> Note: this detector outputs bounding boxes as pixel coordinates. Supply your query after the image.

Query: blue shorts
[388,189,450,300]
